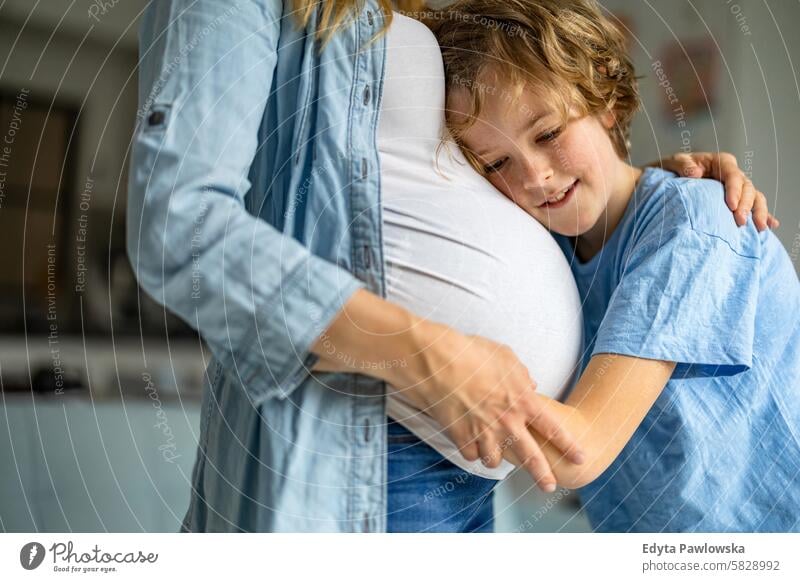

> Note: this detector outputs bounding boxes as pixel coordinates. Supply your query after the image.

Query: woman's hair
[293,0,427,46]
[424,0,640,164]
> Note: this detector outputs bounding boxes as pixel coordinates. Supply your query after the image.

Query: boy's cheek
[488,174,527,205]
[488,176,517,203]
[506,189,540,217]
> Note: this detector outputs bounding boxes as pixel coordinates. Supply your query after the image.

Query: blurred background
[0,0,798,533]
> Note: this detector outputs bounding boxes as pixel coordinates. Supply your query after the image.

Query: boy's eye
[537,127,562,143]
[483,157,508,174]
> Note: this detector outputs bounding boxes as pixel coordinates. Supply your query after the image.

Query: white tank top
[378,13,583,480]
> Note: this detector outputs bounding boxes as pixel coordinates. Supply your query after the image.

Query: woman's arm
[505,353,676,489]
[312,288,587,492]
[127,0,365,405]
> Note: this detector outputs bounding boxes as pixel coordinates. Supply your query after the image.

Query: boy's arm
[508,354,676,489]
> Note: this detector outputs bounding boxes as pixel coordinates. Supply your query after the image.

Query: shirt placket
[347,2,388,533]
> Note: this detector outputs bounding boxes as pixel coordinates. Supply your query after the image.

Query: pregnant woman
[128,0,771,532]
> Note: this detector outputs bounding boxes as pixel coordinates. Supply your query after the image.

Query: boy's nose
[521,154,554,191]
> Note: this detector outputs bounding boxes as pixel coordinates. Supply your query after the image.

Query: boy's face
[448,77,629,238]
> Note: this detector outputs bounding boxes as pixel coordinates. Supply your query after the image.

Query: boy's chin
[531,207,599,237]
[543,221,592,238]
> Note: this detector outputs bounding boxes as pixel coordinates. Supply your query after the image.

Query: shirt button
[367,10,374,26]
[363,417,372,442]
[363,84,371,106]
[361,157,368,179]
[147,110,165,127]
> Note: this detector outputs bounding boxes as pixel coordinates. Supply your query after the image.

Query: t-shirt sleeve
[592,226,760,378]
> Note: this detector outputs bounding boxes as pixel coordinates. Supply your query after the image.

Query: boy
[427,0,800,531]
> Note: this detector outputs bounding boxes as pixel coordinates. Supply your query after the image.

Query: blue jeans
[386,418,497,532]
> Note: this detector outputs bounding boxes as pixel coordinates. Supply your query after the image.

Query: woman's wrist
[389,320,463,397]
[310,288,436,387]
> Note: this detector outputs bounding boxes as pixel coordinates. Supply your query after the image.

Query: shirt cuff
[231,255,365,405]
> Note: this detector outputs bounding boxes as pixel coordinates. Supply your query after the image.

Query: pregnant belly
[381,150,584,400]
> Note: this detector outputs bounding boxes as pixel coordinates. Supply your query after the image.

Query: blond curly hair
[423,0,640,165]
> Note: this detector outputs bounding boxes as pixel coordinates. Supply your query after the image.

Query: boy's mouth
[538,180,578,209]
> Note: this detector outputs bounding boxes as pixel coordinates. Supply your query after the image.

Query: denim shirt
[127,0,388,531]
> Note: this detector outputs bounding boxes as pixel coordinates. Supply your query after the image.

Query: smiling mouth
[538,180,578,209]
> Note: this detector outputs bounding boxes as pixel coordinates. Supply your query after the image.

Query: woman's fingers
[524,398,585,465]
[654,153,702,179]
[506,422,558,492]
[734,178,756,226]
[478,434,503,469]
[679,151,742,213]
[675,152,704,177]
[751,188,779,232]
[502,448,522,466]
[710,152,758,219]
[476,417,559,493]
[686,153,778,231]
[751,188,770,231]
[655,152,777,230]
[458,440,480,462]
[718,165,744,214]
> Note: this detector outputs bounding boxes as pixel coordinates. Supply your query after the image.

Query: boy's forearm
[526,355,675,489]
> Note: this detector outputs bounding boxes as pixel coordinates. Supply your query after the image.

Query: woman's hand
[311,289,585,493]
[390,326,585,492]
[501,354,676,490]
[653,152,779,231]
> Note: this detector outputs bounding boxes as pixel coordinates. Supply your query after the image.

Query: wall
[0,15,139,218]
[600,0,800,270]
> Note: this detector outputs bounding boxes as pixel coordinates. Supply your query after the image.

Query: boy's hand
[652,152,779,231]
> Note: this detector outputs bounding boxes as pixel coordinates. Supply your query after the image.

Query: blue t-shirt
[555,167,800,532]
